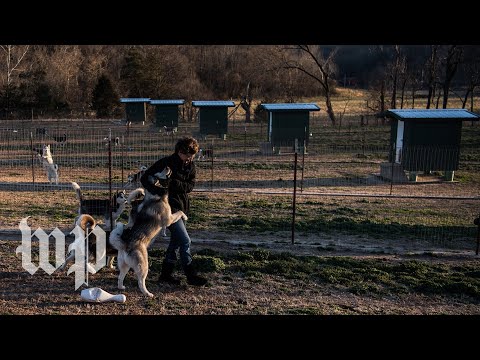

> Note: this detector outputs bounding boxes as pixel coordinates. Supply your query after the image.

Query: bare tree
[0,45,30,112]
[460,46,480,111]
[240,82,252,122]
[441,45,463,108]
[366,66,388,124]
[407,66,423,108]
[390,45,401,109]
[281,45,338,125]
[36,45,82,109]
[425,45,439,109]
[366,45,399,123]
[0,45,30,86]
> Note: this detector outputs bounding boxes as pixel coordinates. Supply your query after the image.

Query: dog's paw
[118,285,126,290]
[145,291,154,298]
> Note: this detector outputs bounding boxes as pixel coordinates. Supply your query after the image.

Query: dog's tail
[71,182,83,201]
[70,214,97,249]
[109,222,126,251]
[77,214,96,232]
[127,188,145,205]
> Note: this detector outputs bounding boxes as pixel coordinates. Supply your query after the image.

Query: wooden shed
[261,103,320,150]
[120,98,150,123]
[150,99,184,128]
[192,101,235,138]
[385,109,479,181]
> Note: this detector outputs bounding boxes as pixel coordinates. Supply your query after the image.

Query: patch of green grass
[219,252,480,299]
[239,199,290,210]
[196,248,220,257]
[193,255,226,272]
[221,216,287,232]
[283,307,323,315]
[186,194,476,243]
[223,162,294,171]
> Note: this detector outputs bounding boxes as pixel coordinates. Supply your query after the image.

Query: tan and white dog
[109,166,187,297]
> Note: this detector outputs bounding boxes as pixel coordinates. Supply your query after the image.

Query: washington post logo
[15,217,106,290]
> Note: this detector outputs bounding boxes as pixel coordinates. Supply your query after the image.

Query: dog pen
[0,118,478,255]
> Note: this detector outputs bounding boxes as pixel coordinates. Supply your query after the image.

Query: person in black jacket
[140,136,207,286]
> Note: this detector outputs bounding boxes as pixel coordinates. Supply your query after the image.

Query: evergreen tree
[92,74,118,118]
[35,83,54,111]
[120,47,145,97]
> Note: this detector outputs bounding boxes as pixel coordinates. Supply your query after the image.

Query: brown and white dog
[109,166,187,297]
[58,214,117,273]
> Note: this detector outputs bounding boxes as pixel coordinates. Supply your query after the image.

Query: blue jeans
[165,219,192,269]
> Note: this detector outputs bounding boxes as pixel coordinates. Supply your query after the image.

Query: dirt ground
[1,230,479,315]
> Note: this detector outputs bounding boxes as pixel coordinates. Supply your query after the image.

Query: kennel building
[150,99,185,128]
[385,108,480,181]
[120,98,151,123]
[261,103,320,153]
[192,101,235,139]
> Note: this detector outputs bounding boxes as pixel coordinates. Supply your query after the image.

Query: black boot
[184,263,208,286]
[159,260,181,285]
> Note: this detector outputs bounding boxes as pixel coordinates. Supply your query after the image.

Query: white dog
[38,144,59,184]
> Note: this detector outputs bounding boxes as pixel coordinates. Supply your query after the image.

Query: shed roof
[120,98,151,103]
[261,103,321,112]
[150,99,185,105]
[386,109,479,121]
[192,101,235,107]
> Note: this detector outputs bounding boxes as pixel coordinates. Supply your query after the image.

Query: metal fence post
[108,128,113,231]
[390,145,395,195]
[121,135,125,186]
[244,126,247,162]
[301,138,305,192]
[210,139,214,189]
[30,131,35,189]
[475,215,480,256]
[292,148,298,245]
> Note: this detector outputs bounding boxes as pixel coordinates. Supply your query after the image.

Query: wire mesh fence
[0,118,478,252]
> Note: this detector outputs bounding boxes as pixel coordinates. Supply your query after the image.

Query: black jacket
[140,153,196,215]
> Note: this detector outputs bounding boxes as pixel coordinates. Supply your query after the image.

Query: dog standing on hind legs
[109,166,187,297]
[37,144,59,184]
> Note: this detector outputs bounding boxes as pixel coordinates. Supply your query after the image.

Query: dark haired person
[141,136,207,286]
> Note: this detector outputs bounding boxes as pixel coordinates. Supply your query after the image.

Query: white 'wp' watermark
[15,217,106,290]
